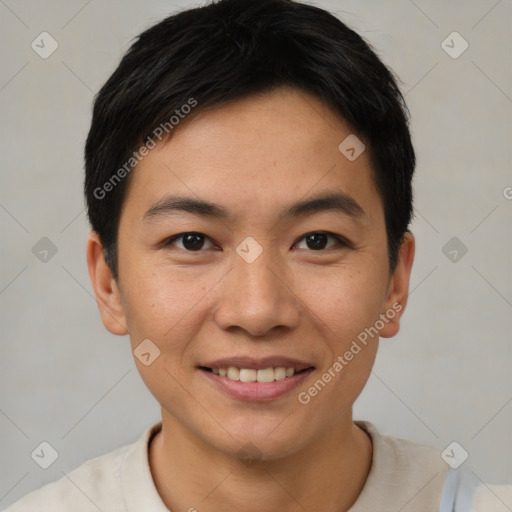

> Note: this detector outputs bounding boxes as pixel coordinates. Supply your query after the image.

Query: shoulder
[471,483,512,511]
[439,466,512,511]
[352,421,450,512]
[354,422,512,512]
[2,444,129,512]
[1,422,161,512]
[357,420,448,474]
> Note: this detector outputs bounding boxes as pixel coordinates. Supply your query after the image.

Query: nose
[213,246,301,338]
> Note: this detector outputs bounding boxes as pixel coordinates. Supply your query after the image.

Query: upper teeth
[211,366,296,382]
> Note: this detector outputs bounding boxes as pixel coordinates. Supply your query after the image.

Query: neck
[149,410,373,512]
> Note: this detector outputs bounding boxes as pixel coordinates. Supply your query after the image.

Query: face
[88,86,414,460]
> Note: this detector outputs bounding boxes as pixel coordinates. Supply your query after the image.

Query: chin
[209,416,313,462]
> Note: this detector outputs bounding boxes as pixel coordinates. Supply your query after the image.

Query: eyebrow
[143,192,365,223]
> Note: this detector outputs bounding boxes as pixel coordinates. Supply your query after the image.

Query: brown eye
[165,232,215,251]
[305,233,328,250]
[294,232,347,251]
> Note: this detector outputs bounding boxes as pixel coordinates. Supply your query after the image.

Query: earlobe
[379,232,415,339]
[86,231,128,336]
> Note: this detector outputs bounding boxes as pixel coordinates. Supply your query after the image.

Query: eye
[294,231,348,251]
[164,232,216,251]
[163,231,350,252]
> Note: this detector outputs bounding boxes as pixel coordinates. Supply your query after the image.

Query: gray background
[1,0,511,507]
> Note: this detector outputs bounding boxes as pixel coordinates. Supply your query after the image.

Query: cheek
[121,271,207,399]
[301,264,388,345]
[120,265,218,359]
[294,269,384,418]
[121,267,208,346]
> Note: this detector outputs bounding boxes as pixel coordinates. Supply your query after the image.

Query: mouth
[197,358,315,401]
[199,365,312,382]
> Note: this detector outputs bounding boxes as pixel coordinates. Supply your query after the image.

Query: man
[4,0,509,510]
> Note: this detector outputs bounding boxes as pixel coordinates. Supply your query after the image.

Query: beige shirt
[2,421,509,511]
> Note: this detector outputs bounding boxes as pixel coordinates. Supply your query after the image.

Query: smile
[205,366,304,382]
[198,364,315,401]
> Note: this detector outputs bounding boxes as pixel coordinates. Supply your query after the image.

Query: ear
[86,231,128,336]
[379,231,415,339]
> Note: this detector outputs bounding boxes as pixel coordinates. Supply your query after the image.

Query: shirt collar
[121,420,170,511]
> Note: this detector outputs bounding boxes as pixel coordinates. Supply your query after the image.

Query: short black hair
[85,0,415,278]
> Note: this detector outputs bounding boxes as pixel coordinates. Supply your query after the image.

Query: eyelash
[163,231,352,252]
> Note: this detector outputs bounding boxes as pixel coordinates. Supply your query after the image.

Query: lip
[198,356,315,402]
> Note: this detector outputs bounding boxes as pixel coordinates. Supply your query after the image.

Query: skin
[87,86,415,512]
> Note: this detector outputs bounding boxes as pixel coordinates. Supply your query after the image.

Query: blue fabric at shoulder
[438,467,459,511]
[438,467,482,511]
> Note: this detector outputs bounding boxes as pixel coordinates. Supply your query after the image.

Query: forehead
[121,86,382,225]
